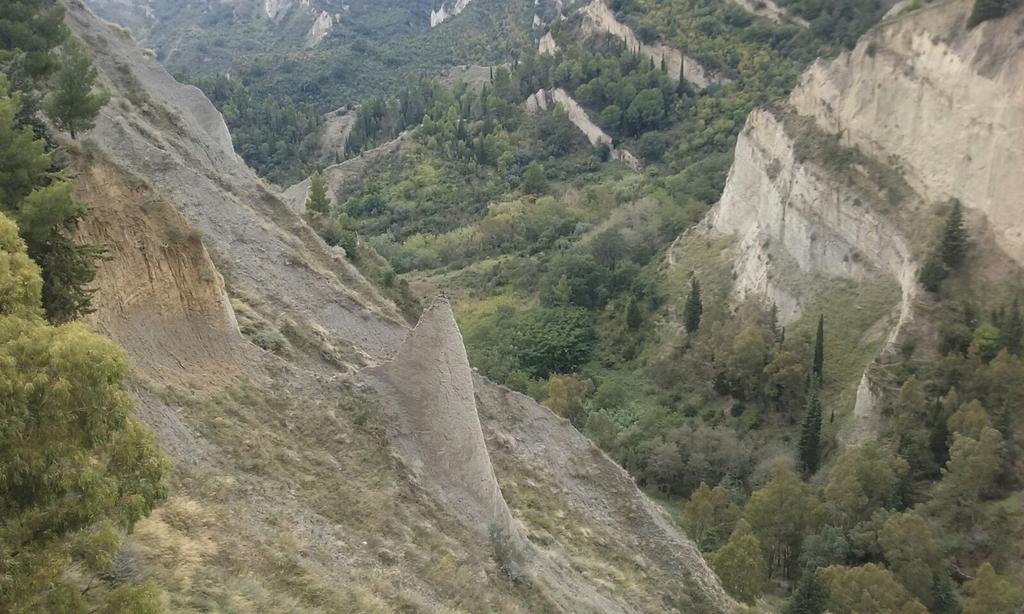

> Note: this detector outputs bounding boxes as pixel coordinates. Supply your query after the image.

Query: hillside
[4,0,1023,611]
[56,0,735,610]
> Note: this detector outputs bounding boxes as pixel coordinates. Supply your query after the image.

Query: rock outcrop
[730,0,809,27]
[577,0,729,90]
[73,154,249,386]
[790,1,1024,263]
[525,87,641,170]
[684,0,1023,444]
[361,297,522,544]
[431,0,474,27]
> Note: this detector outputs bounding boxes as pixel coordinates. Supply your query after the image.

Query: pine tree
[521,160,547,194]
[43,39,109,139]
[798,382,823,476]
[306,170,330,215]
[812,315,824,381]
[1,78,100,322]
[683,275,703,334]
[940,200,969,269]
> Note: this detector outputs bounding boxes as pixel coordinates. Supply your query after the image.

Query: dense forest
[0,1,169,611]
[301,0,1024,610]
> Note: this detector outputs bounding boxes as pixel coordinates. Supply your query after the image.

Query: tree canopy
[0,212,170,611]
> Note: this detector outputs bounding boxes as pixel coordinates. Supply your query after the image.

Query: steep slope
[68,0,407,371]
[66,2,732,610]
[576,0,730,89]
[790,1,1024,262]
[672,0,1024,444]
[525,87,641,169]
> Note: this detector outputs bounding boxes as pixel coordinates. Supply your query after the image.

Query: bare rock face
[362,298,522,543]
[689,0,1023,445]
[431,0,474,27]
[66,0,406,371]
[790,0,1024,262]
[363,298,735,612]
[711,108,917,328]
[73,155,250,387]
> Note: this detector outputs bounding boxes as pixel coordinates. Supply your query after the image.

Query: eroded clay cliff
[685,0,1024,445]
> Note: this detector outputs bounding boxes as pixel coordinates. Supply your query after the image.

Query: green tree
[962,562,1024,614]
[730,325,768,401]
[624,88,665,134]
[306,170,331,215]
[0,213,170,612]
[710,520,767,604]
[971,322,1002,360]
[521,160,547,194]
[683,275,702,334]
[764,348,808,418]
[1000,297,1022,355]
[1,78,100,322]
[938,427,1005,512]
[745,463,817,578]
[918,251,947,292]
[879,511,944,608]
[940,200,969,269]
[798,382,823,476]
[812,314,824,381]
[544,373,593,427]
[43,39,109,140]
[0,79,50,205]
[682,482,740,549]
[787,569,829,614]
[823,442,908,529]
[946,399,992,440]
[0,0,69,85]
[818,564,927,614]
[968,0,1009,27]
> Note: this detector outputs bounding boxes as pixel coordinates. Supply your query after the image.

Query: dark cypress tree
[918,251,947,292]
[787,568,829,614]
[798,381,823,476]
[769,302,781,343]
[683,276,703,334]
[1003,297,1022,355]
[968,0,1008,27]
[812,315,824,381]
[940,200,969,269]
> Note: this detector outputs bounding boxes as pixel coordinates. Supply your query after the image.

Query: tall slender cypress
[812,315,824,381]
[798,382,823,476]
[684,276,703,334]
[1004,297,1023,356]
